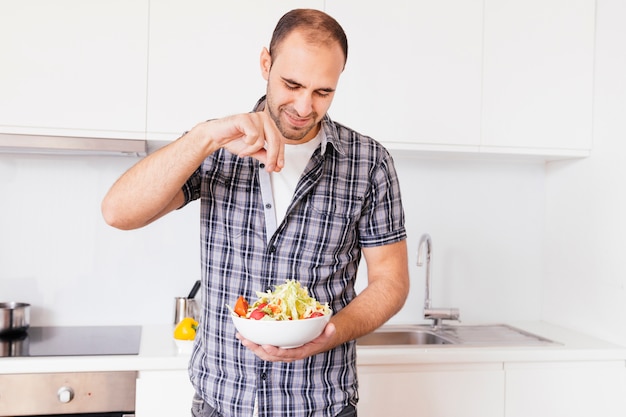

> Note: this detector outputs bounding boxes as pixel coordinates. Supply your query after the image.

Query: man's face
[261,31,345,143]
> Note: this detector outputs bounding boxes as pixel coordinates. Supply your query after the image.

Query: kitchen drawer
[0,371,136,415]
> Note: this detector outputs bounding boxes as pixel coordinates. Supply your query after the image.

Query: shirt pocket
[307,192,363,222]
[301,193,364,255]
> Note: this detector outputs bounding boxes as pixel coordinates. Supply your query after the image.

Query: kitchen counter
[356,321,626,365]
[0,325,189,374]
[1,321,625,375]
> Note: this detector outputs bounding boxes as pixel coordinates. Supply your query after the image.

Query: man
[102,9,409,417]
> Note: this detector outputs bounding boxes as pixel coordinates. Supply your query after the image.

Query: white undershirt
[271,130,323,223]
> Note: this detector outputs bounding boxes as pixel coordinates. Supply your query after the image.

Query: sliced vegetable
[233,295,248,317]
[249,308,267,320]
[229,280,331,321]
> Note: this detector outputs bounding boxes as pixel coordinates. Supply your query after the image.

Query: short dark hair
[269,9,348,66]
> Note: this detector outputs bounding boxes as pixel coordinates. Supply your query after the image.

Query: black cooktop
[0,325,142,358]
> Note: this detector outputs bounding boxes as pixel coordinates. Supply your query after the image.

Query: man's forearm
[101,128,214,230]
[102,112,286,230]
[329,240,410,347]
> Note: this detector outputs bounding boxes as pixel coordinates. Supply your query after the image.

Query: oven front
[0,371,136,416]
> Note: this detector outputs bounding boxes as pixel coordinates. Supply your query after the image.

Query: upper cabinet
[0,0,595,159]
[327,0,594,159]
[481,0,595,156]
[0,0,149,140]
[325,0,484,152]
[146,0,325,140]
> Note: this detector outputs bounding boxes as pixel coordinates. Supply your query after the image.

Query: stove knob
[57,386,74,403]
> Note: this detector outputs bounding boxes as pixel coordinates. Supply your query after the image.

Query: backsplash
[0,152,545,326]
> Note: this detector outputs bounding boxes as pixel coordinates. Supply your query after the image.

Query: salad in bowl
[228,280,332,348]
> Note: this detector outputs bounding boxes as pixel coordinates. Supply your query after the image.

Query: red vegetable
[250,308,267,320]
[233,296,248,318]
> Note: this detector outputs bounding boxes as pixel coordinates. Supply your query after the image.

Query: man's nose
[293,91,313,116]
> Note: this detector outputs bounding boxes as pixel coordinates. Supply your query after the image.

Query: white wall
[543,0,626,346]
[379,154,545,325]
[0,154,200,325]
[0,150,546,326]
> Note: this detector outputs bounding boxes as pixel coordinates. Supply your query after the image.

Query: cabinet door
[505,361,626,417]
[482,0,595,153]
[135,370,195,417]
[0,0,149,139]
[325,0,483,150]
[358,363,505,417]
[146,0,324,141]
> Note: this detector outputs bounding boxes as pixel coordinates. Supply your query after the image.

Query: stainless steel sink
[357,329,454,346]
[356,324,559,347]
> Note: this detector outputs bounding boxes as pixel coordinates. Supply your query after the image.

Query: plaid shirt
[182,98,406,417]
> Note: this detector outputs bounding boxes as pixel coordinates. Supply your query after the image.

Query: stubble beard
[266,99,316,142]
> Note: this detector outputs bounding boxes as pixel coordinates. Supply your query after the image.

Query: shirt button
[259,163,265,169]
[265,203,272,209]
[269,246,276,253]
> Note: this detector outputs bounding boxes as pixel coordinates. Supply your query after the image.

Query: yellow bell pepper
[174,317,199,340]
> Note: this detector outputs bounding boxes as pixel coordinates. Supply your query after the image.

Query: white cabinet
[325,0,484,151]
[146,0,324,140]
[0,0,149,139]
[504,361,626,417]
[481,0,595,155]
[0,1,596,157]
[356,359,626,417]
[135,370,195,417]
[327,0,595,158]
[357,363,505,417]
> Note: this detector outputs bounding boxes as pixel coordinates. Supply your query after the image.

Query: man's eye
[285,84,299,91]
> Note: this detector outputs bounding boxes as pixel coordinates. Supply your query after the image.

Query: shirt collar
[252,96,347,157]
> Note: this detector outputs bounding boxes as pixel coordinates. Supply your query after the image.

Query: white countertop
[1,321,625,375]
[356,321,626,366]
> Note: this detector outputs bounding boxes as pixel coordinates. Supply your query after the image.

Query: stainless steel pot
[0,302,31,335]
[0,331,29,357]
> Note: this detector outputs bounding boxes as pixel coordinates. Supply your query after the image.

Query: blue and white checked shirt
[182,98,406,417]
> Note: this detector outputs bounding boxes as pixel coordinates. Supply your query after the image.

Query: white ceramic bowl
[231,313,331,348]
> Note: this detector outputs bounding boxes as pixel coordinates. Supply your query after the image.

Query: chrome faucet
[417,233,460,328]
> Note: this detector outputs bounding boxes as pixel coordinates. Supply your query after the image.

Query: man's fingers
[217,112,285,171]
[262,133,285,173]
[260,110,285,172]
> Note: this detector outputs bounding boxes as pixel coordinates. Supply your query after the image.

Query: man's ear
[260,47,272,81]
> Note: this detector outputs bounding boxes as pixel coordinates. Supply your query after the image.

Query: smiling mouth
[284,111,312,129]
